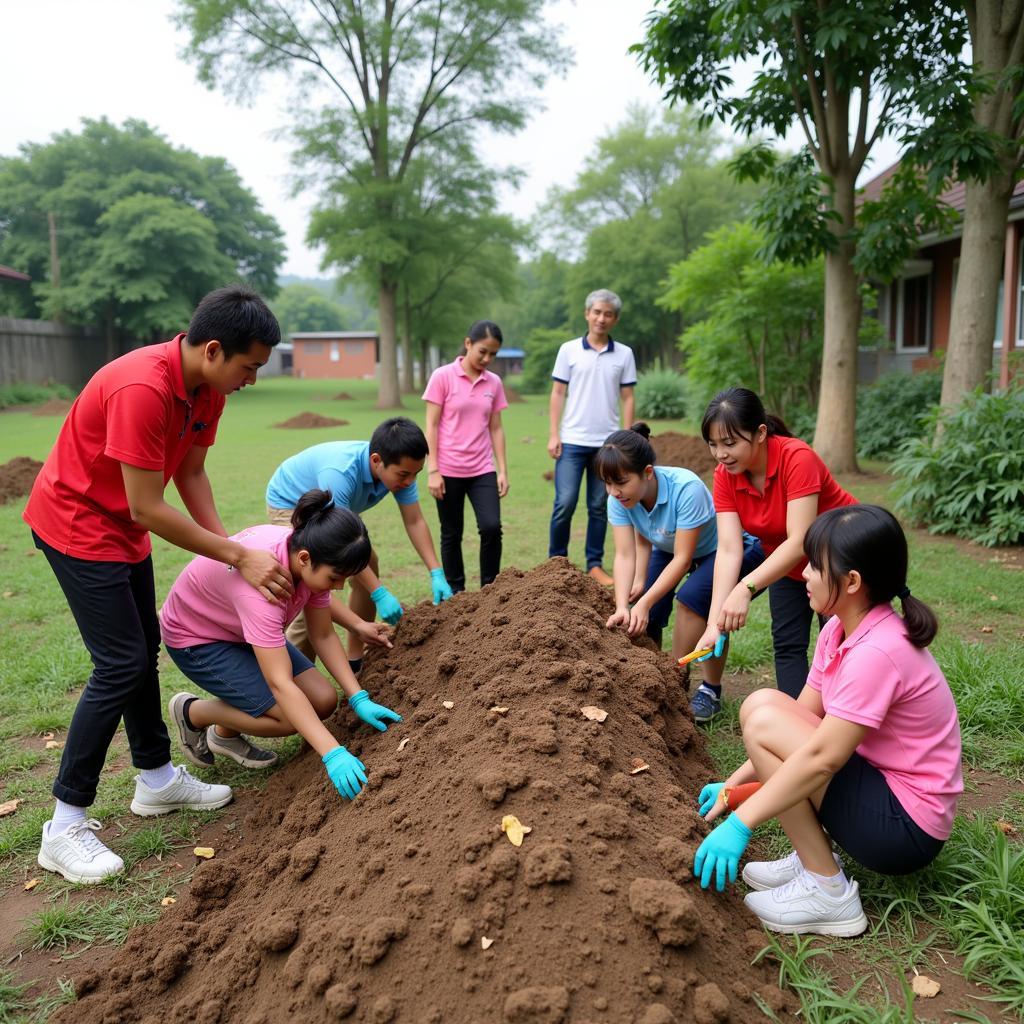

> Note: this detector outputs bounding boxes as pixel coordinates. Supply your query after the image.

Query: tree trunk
[376,274,402,409]
[418,336,430,391]
[400,287,416,393]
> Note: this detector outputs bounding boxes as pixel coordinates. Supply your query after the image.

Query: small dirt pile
[333,392,355,401]
[31,398,74,416]
[64,559,793,1024]
[275,413,351,429]
[504,387,525,403]
[650,433,716,479]
[0,457,43,505]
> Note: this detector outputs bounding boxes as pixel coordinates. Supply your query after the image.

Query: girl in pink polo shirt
[423,320,510,593]
[692,505,962,938]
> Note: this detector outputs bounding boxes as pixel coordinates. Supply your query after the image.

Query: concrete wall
[0,318,107,389]
[293,337,376,379]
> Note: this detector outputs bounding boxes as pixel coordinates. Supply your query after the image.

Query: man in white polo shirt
[548,289,637,583]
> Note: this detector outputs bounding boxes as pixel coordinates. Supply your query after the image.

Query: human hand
[694,814,752,891]
[370,586,403,625]
[628,579,646,603]
[698,782,725,819]
[430,568,453,604]
[237,548,293,604]
[547,436,562,459]
[428,470,445,500]
[497,472,509,498]
[322,745,367,800]
[348,690,403,732]
[696,633,727,663]
[605,607,630,630]
[354,620,393,649]
[718,585,753,633]
[627,600,650,637]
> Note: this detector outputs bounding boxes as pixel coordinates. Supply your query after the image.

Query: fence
[0,318,108,389]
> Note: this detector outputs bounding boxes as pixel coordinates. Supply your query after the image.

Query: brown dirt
[504,387,525,403]
[31,398,74,416]
[275,413,351,429]
[61,559,796,1024]
[650,433,717,480]
[333,392,355,401]
[0,457,43,505]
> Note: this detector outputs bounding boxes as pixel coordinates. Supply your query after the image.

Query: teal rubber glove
[322,745,367,800]
[698,782,725,817]
[429,568,453,604]
[370,585,403,625]
[694,813,753,892]
[696,633,727,663]
[349,689,403,732]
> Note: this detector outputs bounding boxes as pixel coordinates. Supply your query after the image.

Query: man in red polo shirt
[24,285,292,884]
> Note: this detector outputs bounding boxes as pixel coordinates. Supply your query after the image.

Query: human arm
[620,385,635,427]
[548,381,566,459]
[398,501,452,603]
[424,400,445,500]
[695,511,745,652]
[171,445,227,536]
[606,524,637,629]
[627,528,698,638]
[490,409,509,497]
[329,594,393,648]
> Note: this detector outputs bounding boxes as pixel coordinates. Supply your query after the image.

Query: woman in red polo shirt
[693,387,856,719]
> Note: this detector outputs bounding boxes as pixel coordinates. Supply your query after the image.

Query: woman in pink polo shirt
[692,505,962,937]
[422,320,510,592]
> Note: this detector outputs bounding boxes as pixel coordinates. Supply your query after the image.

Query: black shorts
[817,752,945,875]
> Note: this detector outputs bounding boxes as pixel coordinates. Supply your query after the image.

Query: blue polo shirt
[266,441,418,513]
[607,466,717,558]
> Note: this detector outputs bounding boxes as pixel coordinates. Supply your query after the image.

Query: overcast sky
[2,1,900,279]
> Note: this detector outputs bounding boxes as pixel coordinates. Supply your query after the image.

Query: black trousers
[435,472,502,593]
[34,532,170,806]
[768,575,825,698]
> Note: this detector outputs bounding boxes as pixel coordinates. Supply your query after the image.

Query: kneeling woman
[160,490,401,800]
[693,505,961,936]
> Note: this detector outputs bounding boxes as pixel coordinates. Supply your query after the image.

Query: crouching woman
[693,505,962,936]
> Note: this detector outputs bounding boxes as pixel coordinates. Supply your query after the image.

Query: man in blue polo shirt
[547,289,637,583]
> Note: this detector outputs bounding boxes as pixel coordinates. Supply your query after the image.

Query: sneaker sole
[755,912,869,938]
[167,694,215,769]
[37,850,122,885]
[129,792,233,817]
[741,873,779,892]
[206,741,278,770]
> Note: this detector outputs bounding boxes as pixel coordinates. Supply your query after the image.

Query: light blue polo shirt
[266,441,418,513]
[607,466,717,558]
[552,335,637,447]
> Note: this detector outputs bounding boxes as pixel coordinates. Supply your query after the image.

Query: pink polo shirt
[806,605,962,839]
[160,525,329,649]
[422,357,508,477]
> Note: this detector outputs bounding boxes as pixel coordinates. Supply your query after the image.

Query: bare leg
[346,549,380,662]
[739,689,838,876]
[673,604,728,687]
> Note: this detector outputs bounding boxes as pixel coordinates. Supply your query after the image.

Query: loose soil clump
[275,412,351,429]
[31,398,74,416]
[0,457,43,505]
[650,433,717,479]
[63,559,793,1024]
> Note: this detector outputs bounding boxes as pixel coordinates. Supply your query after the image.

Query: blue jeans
[548,443,607,570]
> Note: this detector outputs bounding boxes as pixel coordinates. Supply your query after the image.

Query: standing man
[548,289,637,584]
[24,286,289,884]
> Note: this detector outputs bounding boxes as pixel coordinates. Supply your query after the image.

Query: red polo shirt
[712,435,856,580]
[24,336,224,563]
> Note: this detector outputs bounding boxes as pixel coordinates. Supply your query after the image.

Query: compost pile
[32,397,74,416]
[65,559,793,1024]
[650,433,717,480]
[0,457,43,505]
[275,413,350,429]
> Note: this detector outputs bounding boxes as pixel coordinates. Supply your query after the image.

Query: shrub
[519,327,567,395]
[856,370,941,458]
[892,385,1024,547]
[0,381,75,410]
[635,368,687,420]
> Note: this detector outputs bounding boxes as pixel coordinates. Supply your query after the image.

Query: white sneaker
[130,765,233,817]
[37,819,125,884]
[742,849,843,891]
[743,870,868,937]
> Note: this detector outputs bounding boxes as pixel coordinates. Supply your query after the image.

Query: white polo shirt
[552,335,637,447]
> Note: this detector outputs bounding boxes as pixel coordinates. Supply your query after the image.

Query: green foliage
[272,284,352,338]
[492,253,572,348]
[635,368,687,420]
[0,381,74,410]
[856,370,941,458]
[893,386,1024,546]
[520,327,567,395]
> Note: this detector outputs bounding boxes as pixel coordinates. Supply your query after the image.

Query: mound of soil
[31,398,74,416]
[650,433,717,479]
[504,387,525,403]
[0,457,43,505]
[276,413,351,429]
[64,559,793,1024]
[333,392,355,401]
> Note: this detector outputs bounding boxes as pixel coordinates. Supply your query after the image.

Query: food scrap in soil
[60,558,795,1024]
[650,433,717,478]
[274,413,351,429]
[0,457,43,505]
[32,398,74,416]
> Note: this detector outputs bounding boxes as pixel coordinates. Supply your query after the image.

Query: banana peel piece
[500,815,532,847]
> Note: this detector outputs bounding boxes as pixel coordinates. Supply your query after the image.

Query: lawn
[0,377,1022,1023]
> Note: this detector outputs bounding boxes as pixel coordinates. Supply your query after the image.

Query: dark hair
[701,387,792,443]
[186,285,281,359]
[804,505,938,648]
[466,320,503,345]
[288,489,371,576]
[369,416,428,466]
[595,422,655,482]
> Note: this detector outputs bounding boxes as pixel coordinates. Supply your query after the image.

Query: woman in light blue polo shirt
[597,423,764,721]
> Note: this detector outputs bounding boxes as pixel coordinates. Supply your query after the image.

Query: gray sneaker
[168,692,214,768]
[206,728,278,769]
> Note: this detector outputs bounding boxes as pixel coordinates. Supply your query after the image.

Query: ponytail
[595,422,656,481]
[898,590,938,649]
[701,387,792,442]
[288,489,372,576]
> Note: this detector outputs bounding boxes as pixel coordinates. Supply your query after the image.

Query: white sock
[807,867,848,896]
[139,762,177,790]
[50,799,87,836]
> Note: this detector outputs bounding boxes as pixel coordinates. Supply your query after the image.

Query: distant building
[492,347,525,378]
[291,331,378,379]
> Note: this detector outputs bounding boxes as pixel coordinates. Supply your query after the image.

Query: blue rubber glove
[322,745,367,800]
[430,568,453,604]
[370,585,403,625]
[698,782,725,817]
[696,633,727,663]
[349,689,403,732]
[694,813,753,892]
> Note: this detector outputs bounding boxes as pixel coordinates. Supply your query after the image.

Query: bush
[892,386,1024,546]
[0,381,75,410]
[519,327,568,395]
[857,370,941,458]
[635,368,687,420]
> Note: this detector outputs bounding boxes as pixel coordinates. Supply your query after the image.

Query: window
[330,342,340,362]
[304,341,324,355]
[896,273,931,352]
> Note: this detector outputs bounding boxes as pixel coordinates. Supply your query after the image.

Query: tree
[175,0,564,409]
[636,1,973,471]
[273,283,353,337]
[0,118,283,352]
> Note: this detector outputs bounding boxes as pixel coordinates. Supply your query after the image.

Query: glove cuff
[321,745,345,765]
[429,568,446,579]
[727,813,753,839]
[369,586,388,602]
[348,689,369,708]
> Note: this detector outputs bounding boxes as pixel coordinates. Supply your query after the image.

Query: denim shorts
[164,640,314,718]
